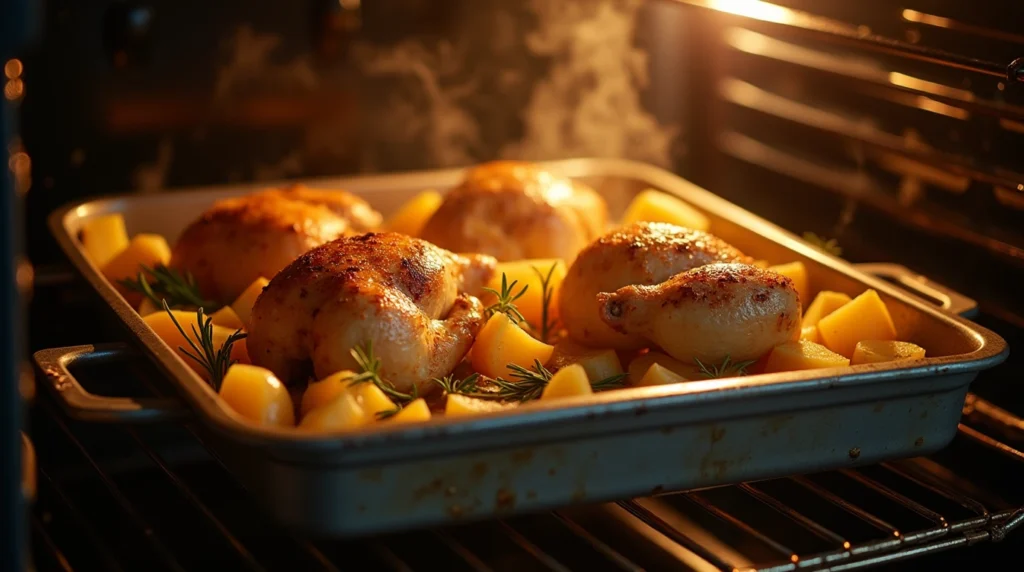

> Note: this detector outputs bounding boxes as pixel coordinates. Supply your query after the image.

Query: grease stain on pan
[412,477,445,501]
[359,468,383,483]
[759,415,794,437]
[710,426,726,443]
[495,488,517,511]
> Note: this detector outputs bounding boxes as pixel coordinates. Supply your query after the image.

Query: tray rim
[48,158,1009,455]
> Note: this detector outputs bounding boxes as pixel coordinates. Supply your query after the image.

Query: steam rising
[504,0,675,166]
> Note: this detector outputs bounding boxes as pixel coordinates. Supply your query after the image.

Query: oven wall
[19,0,690,262]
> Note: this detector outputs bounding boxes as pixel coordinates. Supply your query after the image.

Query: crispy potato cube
[627,351,704,385]
[818,289,897,358]
[390,398,432,424]
[639,363,686,386]
[768,261,809,307]
[299,391,368,431]
[852,340,926,365]
[349,382,397,419]
[384,190,443,237]
[622,189,711,231]
[763,340,850,373]
[81,214,130,268]
[219,364,295,427]
[469,313,554,379]
[549,340,624,382]
[801,291,852,328]
[211,305,244,330]
[445,394,517,417]
[231,277,269,329]
[300,371,354,417]
[101,234,171,293]
[800,325,819,343]
[485,259,567,328]
[540,364,592,400]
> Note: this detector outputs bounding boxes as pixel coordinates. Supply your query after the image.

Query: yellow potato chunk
[299,391,368,432]
[101,234,171,287]
[231,277,269,329]
[639,363,686,386]
[469,313,554,379]
[384,190,443,237]
[801,291,852,328]
[143,310,251,381]
[219,364,295,427]
[818,289,897,358]
[349,382,397,419]
[768,261,809,307]
[390,398,432,424]
[211,305,244,330]
[445,394,517,417]
[300,371,353,417]
[627,351,704,385]
[622,189,711,231]
[549,340,624,382]
[541,364,592,400]
[81,214,130,268]
[851,340,926,365]
[800,325,819,343]
[763,340,850,373]
[486,259,567,328]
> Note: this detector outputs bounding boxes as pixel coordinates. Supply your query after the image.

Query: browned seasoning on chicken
[247,232,496,394]
[559,222,753,350]
[598,263,801,364]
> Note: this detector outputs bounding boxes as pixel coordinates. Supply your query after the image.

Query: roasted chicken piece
[419,161,608,261]
[247,232,497,394]
[598,263,801,364]
[170,186,382,302]
[560,222,752,350]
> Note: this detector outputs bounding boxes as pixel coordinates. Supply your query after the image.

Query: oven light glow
[707,0,793,24]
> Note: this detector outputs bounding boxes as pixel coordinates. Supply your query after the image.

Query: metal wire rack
[27,371,1024,572]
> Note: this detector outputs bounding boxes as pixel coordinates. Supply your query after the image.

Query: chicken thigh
[419,161,608,261]
[598,263,801,364]
[559,222,752,350]
[247,232,497,394]
[170,186,382,303]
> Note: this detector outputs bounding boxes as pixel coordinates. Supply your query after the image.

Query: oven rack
[675,0,1024,84]
[28,371,1024,572]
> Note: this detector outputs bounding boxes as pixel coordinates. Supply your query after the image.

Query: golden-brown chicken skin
[560,222,753,350]
[598,263,801,364]
[419,161,608,261]
[247,232,497,394]
[170,186,382,303]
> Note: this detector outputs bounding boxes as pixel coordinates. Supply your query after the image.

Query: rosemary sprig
[694,355,756,379]
[432,372,483,395]
[531,262,560,343]
[345,341,419,417]
[435,362,626,402]
[483,273,528,324]
[802,232,843,257]
[119,264,218,311]
[162,300,246,390]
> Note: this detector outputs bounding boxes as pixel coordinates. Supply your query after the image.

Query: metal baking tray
[36,158,1008,537]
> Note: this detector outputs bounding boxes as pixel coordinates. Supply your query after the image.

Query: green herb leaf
[802,232,843,257]
[119,265,218,311]
[483,273,528,324]
[346,340,419,408]
[161,300,245,391]
[530,262,560,343]
[694,355,756,379]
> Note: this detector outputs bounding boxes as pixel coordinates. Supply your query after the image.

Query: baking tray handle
[853,263,978,318]
[33,343,190,423]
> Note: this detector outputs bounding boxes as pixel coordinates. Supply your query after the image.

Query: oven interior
[11,1,1024,570]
